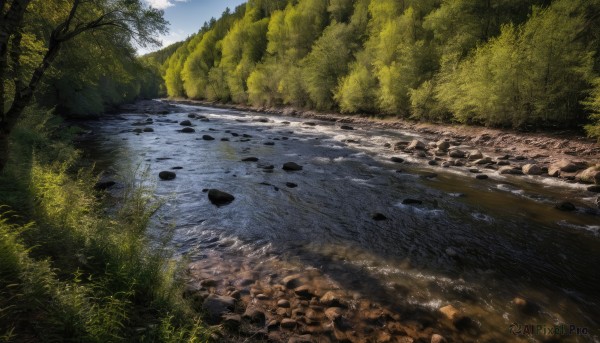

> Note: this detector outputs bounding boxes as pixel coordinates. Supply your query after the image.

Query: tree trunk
[0,38,61,170]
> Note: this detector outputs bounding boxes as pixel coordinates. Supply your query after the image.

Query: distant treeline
[151,0,600,137]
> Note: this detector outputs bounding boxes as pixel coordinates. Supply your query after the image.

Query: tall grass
[0,108,211,342]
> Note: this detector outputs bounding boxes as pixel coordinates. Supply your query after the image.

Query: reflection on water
[78,104,600,341]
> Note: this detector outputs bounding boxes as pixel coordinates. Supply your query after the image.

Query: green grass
[0,108,212,342]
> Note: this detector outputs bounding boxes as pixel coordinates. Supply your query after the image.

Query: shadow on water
[77,105,600,340]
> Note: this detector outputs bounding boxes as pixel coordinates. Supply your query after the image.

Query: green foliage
[435,0,595,127]
[584,78,600,140]
[159,0,600,131]
[301,22,355,110]
[0,107,211,342]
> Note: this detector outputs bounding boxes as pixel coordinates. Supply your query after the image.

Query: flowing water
[79,104,599,342]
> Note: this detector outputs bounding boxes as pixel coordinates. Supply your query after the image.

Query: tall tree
[0,0,167,169]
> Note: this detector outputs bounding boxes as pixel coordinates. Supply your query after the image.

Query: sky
[141,0,247,54]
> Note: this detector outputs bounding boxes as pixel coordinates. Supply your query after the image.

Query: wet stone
[281,318,297,329]
[180,120,192,126]
[277,299,291,308]
[180,127,195,133]
[202,294,235,323]
[283,162,303,171]
[294,285,313,298]
[242,157,259,162]
[243,306,266,326]
[207,189,235,206]
[371,213,387,221]
[402,199,422,205]
[391,157,404,163]
[158,171,176,180]
[286,182,298,188]
[555,201,576,212]
[202,135,215,141]
[475,174,488,180]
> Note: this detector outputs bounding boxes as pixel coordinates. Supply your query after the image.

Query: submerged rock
[283,162,303,171]
[390,157,404,163]
[402,199,422,205]
[180,120,192,126]
[371,212,387,221]
[555,201,576,212]
[158,171,176,180]
[340,125,354,130]
[241,157,259,162]
[208,189,235,206]
[202,135,215,141]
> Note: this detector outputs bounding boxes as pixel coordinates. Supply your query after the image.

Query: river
[79,104,599,342]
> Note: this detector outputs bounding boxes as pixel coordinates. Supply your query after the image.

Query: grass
[0,107,212,342]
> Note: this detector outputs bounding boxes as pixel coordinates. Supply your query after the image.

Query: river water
[80,104,599,342]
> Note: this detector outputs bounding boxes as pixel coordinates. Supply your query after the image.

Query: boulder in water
[283,162,303,171]
[555,201,576,212]
[402,199,422,205]
[208,189,235,206]
[158,171,176,180]
[340,125,354,130]
[390,157,404,163]
[180,127,195,133]
[577,166,600,184]
[407,139,426,150]
[241,157,259,162]
[180,120,192,126]
[202,135,215,141]
[371,212,387,221]
[522,164,542,175]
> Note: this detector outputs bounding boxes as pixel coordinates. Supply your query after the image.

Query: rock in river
[158,171,176,180]
[402,199,423,205]
[407,139,426,150]
[180,120,192,126]
[390,157,404,163]
[208,189,235,206]
[522,164,543,175]
[555,201,576,212]
[180,127,195,133]
[283,162,303,171]
[371,212,387,221]
[202,135,215,141]
[577,166,600,184]
[340,125,354,130]
[242,157,259,162]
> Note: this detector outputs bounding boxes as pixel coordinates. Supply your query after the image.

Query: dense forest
[156,0,600,138]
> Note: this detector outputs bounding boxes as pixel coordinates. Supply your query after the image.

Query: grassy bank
[0,108,211,342]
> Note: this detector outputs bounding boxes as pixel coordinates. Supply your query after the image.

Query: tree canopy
[155,0,600,138]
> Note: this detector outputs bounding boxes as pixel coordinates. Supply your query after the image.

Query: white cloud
[145,0,188,10]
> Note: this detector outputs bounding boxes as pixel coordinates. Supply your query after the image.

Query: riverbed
[79,103,599,342]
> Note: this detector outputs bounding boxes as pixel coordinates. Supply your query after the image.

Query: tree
[0,0,167,169]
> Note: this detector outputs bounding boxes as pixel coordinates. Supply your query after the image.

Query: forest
[156,0,600,138]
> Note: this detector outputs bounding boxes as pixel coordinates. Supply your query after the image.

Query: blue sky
[142,0,247,53]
